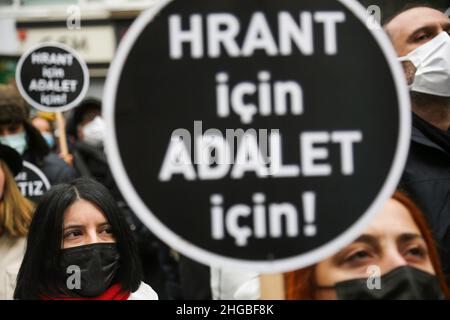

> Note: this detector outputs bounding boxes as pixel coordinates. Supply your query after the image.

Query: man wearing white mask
[385,4,450,280]
[67,98,111,185]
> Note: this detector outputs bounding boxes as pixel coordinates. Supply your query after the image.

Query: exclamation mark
[303,192,317,237]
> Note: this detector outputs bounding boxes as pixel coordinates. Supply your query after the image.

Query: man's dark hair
[67,97,102,140]
[72,98,102,127]
[14,177,143,299]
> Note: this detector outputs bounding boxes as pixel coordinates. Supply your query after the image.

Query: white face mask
[398,31,450,97]
[82,116,106,147]
[0,131,27,155]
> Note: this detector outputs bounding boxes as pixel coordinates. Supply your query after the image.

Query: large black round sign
[16,43,89,113]
[104,0,411,272]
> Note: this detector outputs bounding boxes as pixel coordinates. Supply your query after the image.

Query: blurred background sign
[18,24,116,65]
[15,160,51,204]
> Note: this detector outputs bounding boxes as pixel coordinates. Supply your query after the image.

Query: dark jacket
[400,114,450,278]
[23,151,76,185]
[72,141,118,197]
[22,122,76,185]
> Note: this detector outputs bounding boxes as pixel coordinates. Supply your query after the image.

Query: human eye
[99,224,113,235]
[337,246,376,269]
[63,229,83,240]
[415,32,431,42]
[404,245,428,261]
[8,124,20,133]
[345,250,372,263]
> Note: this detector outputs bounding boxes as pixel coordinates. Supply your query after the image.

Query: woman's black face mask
[316,265,444,300]
[59,243,120,297]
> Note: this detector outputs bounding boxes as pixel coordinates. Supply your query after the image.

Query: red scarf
[41,283,130,300]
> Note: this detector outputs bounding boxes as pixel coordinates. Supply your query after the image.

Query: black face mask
[59,243,120,297]
[317,266,444,300]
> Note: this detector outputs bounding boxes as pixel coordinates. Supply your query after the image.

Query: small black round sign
[16,43,89,113]
[104,0,411,272]
[15,161,51,204]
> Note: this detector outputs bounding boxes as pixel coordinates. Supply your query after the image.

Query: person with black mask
[0,84,75,185]
[14,178,158,300]
[67,98,182,299]
[284,191,449,300]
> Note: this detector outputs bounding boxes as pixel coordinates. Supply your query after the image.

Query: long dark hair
[14,178,143,299]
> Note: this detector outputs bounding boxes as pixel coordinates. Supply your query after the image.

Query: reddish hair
[284,191,450,300]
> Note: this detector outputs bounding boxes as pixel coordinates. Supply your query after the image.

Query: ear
[401,60,416,85]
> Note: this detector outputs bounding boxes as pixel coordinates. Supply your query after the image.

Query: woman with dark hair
[285,191,450,300]
[14,178,158,300]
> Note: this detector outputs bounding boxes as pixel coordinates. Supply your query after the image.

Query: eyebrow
[63,224,84,231]
[397,233,424,244]
[63,222,110,231]
[352,234,379,247]
[331,234,380,263]
[97,222,111,228]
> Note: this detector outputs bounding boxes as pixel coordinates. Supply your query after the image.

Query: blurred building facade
[0,0,159,98]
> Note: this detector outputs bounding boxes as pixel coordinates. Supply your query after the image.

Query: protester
[66,98,119,199]
[13,178,158,300]
[0,144,34,300]
[383,4,450,279]
[67,98,105,174]
[284,191,450,300]
[67,98,181,299]
[31,111,74,166]
[31,112,55,151]
[0,84,76,184]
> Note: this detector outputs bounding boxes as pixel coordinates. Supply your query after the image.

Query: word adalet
[159,125,363,181]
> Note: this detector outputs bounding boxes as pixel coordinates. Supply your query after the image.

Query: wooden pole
[260,273,285,300]
[55,112,69,157]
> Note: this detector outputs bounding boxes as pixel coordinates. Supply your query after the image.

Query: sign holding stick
[104,0,411,273]
[55,111,69,158]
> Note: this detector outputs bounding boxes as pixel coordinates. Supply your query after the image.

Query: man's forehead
[387,7,450,37]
